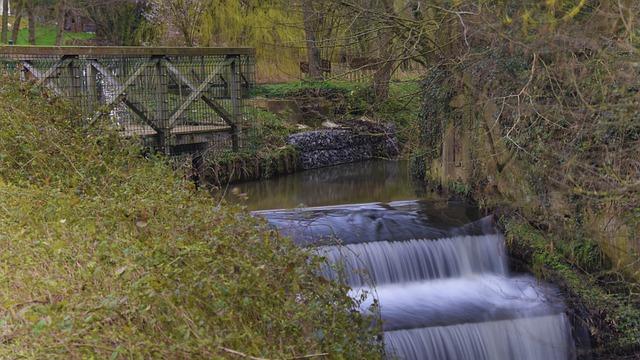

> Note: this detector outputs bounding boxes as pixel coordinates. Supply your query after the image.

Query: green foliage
[413,0,640,270]
[0,77,382,359]
[195,1,303,80]
[202,145,299,186]
[372,81,422,152]
[246,108,297,150]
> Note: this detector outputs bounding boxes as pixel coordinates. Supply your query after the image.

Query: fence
[0,46,256,154]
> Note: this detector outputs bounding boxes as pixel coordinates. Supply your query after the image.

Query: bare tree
[11,0,23,44]
[302,0,323,80]
[151,0,206,46]
[83,0,154,45]
[1,0,9,43]
[55,0,66,45]
[26,1,35,44]
[372,0,397,101]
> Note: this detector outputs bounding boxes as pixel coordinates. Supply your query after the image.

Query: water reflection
[220,160,426,211]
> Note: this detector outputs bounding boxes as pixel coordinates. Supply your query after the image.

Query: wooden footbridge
[0,46,256,154]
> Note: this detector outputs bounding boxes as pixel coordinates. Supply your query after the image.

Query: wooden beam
[123,98,156,132]
[162,59,235,128]
[85,61,98,113]
[0,46,255,57]
[166,69,221,129]
[21,57,72,95]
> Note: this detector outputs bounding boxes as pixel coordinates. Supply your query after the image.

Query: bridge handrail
[0,46,256,57]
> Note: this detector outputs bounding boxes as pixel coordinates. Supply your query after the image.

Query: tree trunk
[11,1,23,44]
[27,2,35,45]
[372,0,396,101]
[301,0,322,80]
[55,0,66,45]
[1,0,9,43]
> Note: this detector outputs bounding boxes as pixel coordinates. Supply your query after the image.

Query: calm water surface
[220,160,431,211]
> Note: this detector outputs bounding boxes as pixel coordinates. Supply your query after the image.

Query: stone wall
[287,121,398,170]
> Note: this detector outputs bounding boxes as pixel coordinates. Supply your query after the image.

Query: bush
[0,77,381,359]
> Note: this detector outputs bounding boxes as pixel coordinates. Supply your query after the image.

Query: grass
[0,76,381,359]
[13,25,95,45]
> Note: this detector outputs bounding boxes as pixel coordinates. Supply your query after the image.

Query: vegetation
[412,0,639,276]
[0,77,382,358]
[407,0,640,354]
[505,219,640,355]
[1,0,639,357]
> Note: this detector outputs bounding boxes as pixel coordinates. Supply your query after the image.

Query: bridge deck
[121,124,231,137]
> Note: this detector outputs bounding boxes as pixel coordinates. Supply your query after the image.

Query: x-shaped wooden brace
[89,58,159,131]
[162,58,235,129]
[22,55,74,96]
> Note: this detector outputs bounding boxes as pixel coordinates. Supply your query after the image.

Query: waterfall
[258,200,577,360]
[352,275,565,330]
[316,235,508,286]
[385,314,575,360]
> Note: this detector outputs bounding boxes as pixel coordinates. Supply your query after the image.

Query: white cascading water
[385,314,575,360]
[259,201,577,360]
[316,234,508,286]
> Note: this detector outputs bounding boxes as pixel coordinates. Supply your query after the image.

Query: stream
[222,160,577,360]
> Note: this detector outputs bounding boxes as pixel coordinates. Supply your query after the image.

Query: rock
[321,120,342,128]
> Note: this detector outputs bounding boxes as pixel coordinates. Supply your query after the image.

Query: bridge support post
[85,60,99,114]
[67,57,82,100]
[154,56,171,155]
[229,55,241,152]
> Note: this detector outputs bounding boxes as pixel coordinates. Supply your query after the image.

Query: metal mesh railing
[0,46,256,154]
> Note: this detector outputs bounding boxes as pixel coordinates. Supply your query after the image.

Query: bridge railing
[0,46,256,154]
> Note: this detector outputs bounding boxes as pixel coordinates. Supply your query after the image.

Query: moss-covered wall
[416,57,639,277]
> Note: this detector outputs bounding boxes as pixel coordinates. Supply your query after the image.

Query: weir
[259,199,577,360]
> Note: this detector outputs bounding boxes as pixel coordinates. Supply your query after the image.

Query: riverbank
[504,218,640,358]
[408,4,640,355]
[200,80,415,187]
[0,80,381,358]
